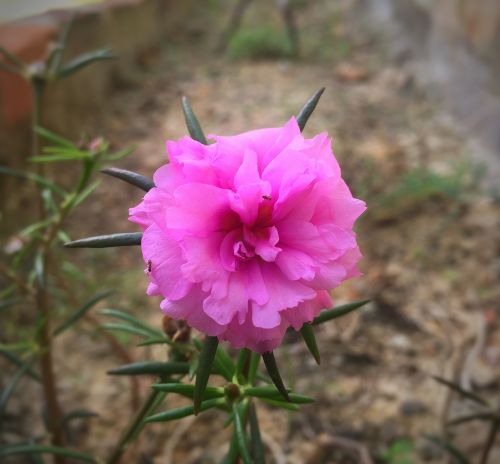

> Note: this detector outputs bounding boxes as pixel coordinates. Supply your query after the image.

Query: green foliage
[375,163,476,219]
[382,439,414,464]
[228,27,293,60]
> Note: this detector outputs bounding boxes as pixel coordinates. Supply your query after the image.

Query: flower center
[233,240,255,261]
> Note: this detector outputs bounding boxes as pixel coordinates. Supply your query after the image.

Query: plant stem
[107,389,165,464]
[31,78,45,177]
[480,417,499,464]
[32,74,66,460]
[36,266,65,464]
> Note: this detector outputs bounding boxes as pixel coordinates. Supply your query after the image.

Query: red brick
[0,21,57,126]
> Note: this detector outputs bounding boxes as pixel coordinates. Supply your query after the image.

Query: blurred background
[1,0,499,462]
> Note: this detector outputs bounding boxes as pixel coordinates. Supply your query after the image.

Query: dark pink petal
[167,183,235,234]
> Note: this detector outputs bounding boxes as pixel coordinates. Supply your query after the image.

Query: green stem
[31,78,45,175]
[36,269,65,464]
[235,348,250,381]
[31,76,66,460]
[248,352,260,385]
[107,389,165,464]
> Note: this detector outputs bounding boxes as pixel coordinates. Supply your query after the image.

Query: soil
[2,1,500,463]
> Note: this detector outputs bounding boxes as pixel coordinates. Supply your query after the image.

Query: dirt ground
[4,0,500,463]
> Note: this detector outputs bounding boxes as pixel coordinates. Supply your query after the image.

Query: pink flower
[129,118,365,352]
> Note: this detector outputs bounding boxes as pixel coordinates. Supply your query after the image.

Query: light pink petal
[282,290,333,330]
[142,224,192,300]
[251,264,316,329]
[181,232,225,284]
[203,271,248,325]
[160,286,225,336]
[275,247,316,281]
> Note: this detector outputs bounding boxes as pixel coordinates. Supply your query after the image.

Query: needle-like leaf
[312,299,370,325]
[262,352,290,402]
[53,291,112,336]
[296,87,325,132]
[107,361,189,377]
[182,96,208,144]
[249,403,266,463]
[194,336,219,414]
[300,323,320,364]
[64,232,142,248]
[151,383,224,400]
[101,167,154,192]
[0,444,96,462]
[57,48,116,78]
[233,402,251,464]
[145,398,224,423]
[99,308,163,338]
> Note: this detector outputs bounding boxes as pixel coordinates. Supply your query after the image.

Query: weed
[228,26,293,60]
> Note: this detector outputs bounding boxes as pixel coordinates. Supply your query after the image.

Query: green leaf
[0,45,25,69]
[249,403,266,463]
[260,397,299,411]
[248,351,260,384]
[222,431,239,464]
[296,87,325,132]
[101,167,154,191]
[99,309,163,338]
[64,232,142,248]
[214,345,236,381]
[107,361,190,377]
[424,435,470,464]
[300,323,320,364]
[0,444,96,462]
[33,251,45,287]
[53,290,112,336]
[181,96,208,144]
[0,350,40,381]
[262,352,290,402]
[151,383,224,400]
[233,402,251,464]
[49,13,75,72]
[72,180,101,207]
[432,376,489,407]
[244,386,314,404]
[35,126,74,148]
[0,342,33,352]
[0,361,33,421]
[145,397,224,423]
[20,217,54,237]
[137,337,192,353]
[103,145,136,161]
[312,299,370,325]
[136,338,168,347]
[57,48,116,78]
[0,166,66,197]
[30,154,87,163]
[194,336,219,414]
[100,323,152,339]
[189,356,198,381]
[42,147,85,157]
[235,349,251,380]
